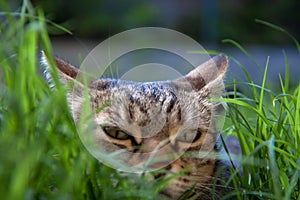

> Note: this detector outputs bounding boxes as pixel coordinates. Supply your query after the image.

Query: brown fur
[42,53,229,199]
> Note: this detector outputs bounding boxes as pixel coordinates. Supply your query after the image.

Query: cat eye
[102,126,131,140]
[176,130,202,143]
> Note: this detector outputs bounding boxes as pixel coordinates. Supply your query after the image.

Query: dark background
[6,0,300,88]
[31,0,300,45]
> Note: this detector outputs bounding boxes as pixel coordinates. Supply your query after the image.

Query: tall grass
[0,1,165,199]
[0,1,299,200]
[221,42,300,199]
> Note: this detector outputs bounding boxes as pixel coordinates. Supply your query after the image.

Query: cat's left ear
[173,54,228,91]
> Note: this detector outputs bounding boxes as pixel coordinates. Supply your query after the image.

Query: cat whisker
[175,180,219,199]
[44,53,229,199]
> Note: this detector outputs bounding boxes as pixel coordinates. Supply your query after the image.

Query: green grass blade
[268,136,282,200]
[257,56,270,140]
[222,39,260,68]
[283,159,300,200]
[255,19,300,53]
[259,56,269,112]
[282,50,290,92]
[295,85,300,151]
[215,98,272,127]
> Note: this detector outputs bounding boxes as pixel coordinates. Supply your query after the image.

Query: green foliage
[0,1,299,200]
[221,41,300,199]
[0,1,165,199]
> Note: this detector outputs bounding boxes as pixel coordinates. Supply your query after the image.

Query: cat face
[42,52,228,199]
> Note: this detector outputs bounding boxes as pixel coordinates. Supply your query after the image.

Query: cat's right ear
[41,51,81,88]
[41,51,87,121]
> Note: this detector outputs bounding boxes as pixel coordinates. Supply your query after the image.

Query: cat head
[42,52,228,199]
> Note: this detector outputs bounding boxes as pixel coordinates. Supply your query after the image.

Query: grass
[0,1,299,199]
[220,34,300,199]
[0,1,165,199]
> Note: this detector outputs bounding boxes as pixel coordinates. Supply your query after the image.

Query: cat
[42,52,231,199]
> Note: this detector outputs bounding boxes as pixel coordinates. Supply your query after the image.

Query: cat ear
[41,51,112,121]
[41,51,86,121]
[41,51,81,88]
[41,51,110,89]
[173,54,228,91]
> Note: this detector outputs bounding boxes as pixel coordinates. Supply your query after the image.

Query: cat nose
[143,144,180,170]
[148,161,172,169]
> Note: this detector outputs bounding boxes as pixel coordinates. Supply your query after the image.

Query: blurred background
[6,0,300,88]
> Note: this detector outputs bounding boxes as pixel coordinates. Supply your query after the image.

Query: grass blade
[255,19,300,53]
[268,136,282,200]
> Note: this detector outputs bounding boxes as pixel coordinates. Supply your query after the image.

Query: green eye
[176,130,202,143]
[102,126,131,140]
